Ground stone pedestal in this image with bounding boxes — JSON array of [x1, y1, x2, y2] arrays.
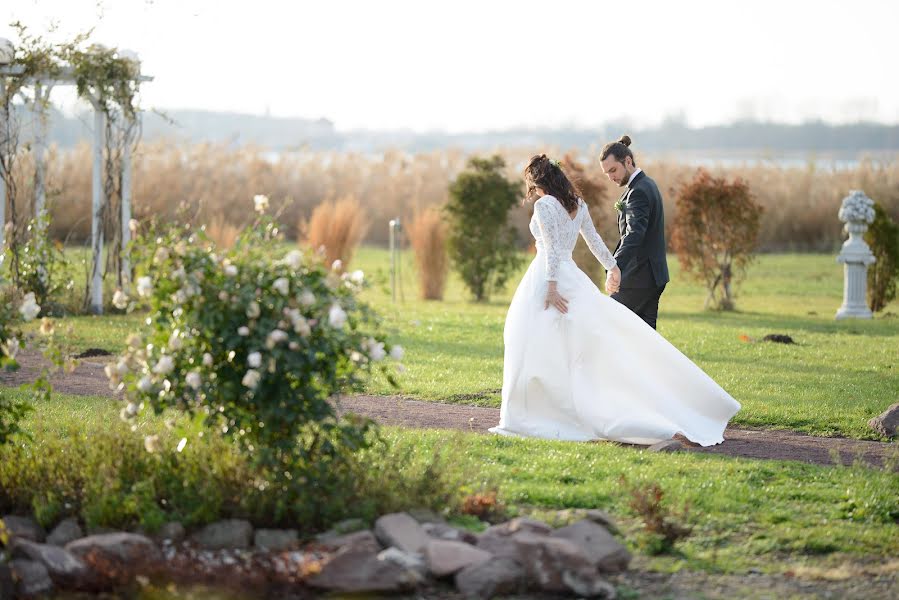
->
[[835, 192, 876, 320]]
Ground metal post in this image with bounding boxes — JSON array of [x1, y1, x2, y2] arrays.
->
[[389, 218, 397, 303], [90, 103, 105, 314]]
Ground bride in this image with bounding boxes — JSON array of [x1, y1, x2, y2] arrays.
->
[[489, 155, 740, 446]]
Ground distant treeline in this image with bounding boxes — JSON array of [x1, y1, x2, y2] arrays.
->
[[8, 104, 899, 154]]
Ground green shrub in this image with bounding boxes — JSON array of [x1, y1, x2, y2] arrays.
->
[[865, 203, 899, 313], [445, 155, 523, 301]]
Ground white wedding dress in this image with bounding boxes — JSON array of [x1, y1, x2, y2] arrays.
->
[[489, 195, 740, 446]]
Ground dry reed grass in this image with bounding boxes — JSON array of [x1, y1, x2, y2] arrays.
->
[[205, 215, 240, 249], [301, 196, 369, 268], [407, 208, 449, 300], [6, 141, 897, 254]]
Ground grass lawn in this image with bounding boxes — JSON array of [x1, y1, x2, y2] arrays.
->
[[29, 249, 899, 440], [2, 390, 896, 574]]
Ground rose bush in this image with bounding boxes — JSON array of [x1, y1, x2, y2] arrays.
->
[[108, 198, 403, 519]]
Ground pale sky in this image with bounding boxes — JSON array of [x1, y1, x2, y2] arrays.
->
[[2, 0, 897, 132]]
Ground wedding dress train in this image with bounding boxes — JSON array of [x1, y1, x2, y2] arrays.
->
[[489, 195, 740, 446]]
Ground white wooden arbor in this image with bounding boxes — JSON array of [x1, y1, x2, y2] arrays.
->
[[0, 42, 152, 313]]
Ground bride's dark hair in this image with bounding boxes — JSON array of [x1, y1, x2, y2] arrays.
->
[[524, 154, 581, 213]]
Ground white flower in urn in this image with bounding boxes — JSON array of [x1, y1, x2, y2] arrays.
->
[[838, 190, 876, 224], [253, 194, 270, 214], [19, 292, 41, 321]]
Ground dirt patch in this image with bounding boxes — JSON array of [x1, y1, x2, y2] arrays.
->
[[3, 350, 896, 469]]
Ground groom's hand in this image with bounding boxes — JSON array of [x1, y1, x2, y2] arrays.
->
[[545, 282, 569, 314], [605, 266, 621, 295]]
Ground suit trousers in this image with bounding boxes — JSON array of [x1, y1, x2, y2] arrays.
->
[[611, 285, 667, 330]]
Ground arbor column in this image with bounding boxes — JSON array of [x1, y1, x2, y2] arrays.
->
[[0, 78, 6, 252], [90, 102, 105, 314], [120, 114, 134, 289]]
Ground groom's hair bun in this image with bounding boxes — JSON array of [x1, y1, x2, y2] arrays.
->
[[600, 134, 636, 165]]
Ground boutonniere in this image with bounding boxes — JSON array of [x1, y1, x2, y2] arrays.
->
[[614, 199, 626, 213]]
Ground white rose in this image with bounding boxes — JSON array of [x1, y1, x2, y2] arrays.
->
[[120, 402, 139, 421], [253, 194, 270, 214], [265, 329, 288, 349], [390, 345, 405, 361], [116, 359, 129, 375], [137, 375, 153, 392], [168, 332, 183, 350], [248, 351, 262, 368], [224, 264, 238, 277], [128, 218, 139, 233], [288, 341, 299, 351], [112, 289, 129, 310], [19, 292, 41, 321], [154, 247, 170, 264], [331, 259, 343, 271], [246, 301, 261, 319], [350, 270, 364, 285], [368, 339, 386, 362], [153, 355, 174, 375], [273, 277, 290, 296], [185, 371, 202, 390], [282, 249, 303, 270], [203, 353, 214, 366], [144, 434, 161, 453], [238, 326, 250, 336], [137, 276, 153, 297], [328, 304, 347, 329], [3, 337, 20, 360], [299, 290, 316, 307], [242, 369, 261, 389]]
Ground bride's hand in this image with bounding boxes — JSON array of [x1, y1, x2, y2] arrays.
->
[[545, 282, 569, 314]]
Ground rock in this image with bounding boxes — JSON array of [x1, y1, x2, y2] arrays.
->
[[476, 517, 552, 560], [551, 519, 631, 573], [868, 402, 899, 437], [331, 518, 367, 534], [66, 532, 163, 575], [316, 529, 381, 553], [46, 518, 83, 547], [254, 528, 299, 551], [407, 508, 446, 524], [306, 545, 419, 593], [11, 539, 92, 588], [425, 539, 492, 577], [373, 512, 429, 554], [1, 515, 46, 544], [562, 569, 616, 598], [8, 559, 54, 598], [0, 561, 16, 599], [156, 522, 186, 543], [454, 557, 526, 599], [423, 522, 479, 545], [648, 440, 683, 453], [190, 519, 253, 550], [514, 532, 594, 592], [584, 509, 620, 533], [377, 547, 429, 581]]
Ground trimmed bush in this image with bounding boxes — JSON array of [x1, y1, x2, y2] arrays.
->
[[865, 203, 899, 313]]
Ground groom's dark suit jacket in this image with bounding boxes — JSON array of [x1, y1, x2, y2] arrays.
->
[[613, 171, 670, 289]]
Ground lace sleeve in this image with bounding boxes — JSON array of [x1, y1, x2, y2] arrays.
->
[[579, 204, 617, 271], [534, 198, 562, 281]]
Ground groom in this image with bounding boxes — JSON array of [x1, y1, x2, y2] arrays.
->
[[600, 135, 670, 329]]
